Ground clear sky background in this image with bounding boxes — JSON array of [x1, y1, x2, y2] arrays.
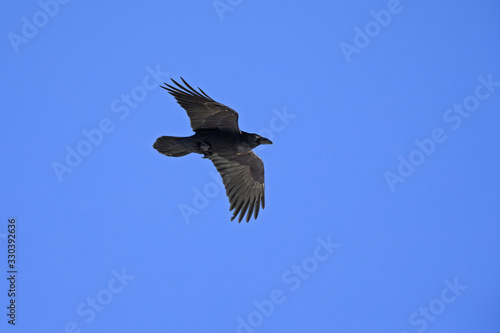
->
[[2, 0, 500, 332]]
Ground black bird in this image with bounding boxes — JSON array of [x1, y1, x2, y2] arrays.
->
[[153, 78, 273, 222]]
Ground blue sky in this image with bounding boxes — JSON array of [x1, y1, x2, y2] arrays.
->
[[2, 0, 500, 332]]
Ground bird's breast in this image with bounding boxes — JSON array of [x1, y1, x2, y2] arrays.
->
[[193, 130, 248, 155]]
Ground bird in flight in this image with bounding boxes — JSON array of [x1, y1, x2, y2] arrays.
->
[[153, 78, 273, 222]]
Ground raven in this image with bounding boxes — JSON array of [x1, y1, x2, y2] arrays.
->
[[153, 78, 273, 222]]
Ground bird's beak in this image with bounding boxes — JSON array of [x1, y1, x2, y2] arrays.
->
[[258, 137, 273, 145]]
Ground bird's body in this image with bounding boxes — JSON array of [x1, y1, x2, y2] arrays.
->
[[153, 78, 272, 222], [154, 130, 261, 157]]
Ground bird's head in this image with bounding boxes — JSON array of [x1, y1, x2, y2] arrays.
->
[[244, 133, 273, 148]]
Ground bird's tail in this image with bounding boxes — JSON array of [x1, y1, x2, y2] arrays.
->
[[153, 136, 192, 157]]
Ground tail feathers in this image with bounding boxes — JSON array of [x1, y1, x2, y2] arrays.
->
[[153, 136, 191, 157]]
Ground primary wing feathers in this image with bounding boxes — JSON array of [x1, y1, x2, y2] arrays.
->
[[209, 152, 265, 222], [161, 78, 240, 133]]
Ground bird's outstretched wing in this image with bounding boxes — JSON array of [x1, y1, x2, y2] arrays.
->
[[161, 78, 240, 133], [209, 151, 266, 222]]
